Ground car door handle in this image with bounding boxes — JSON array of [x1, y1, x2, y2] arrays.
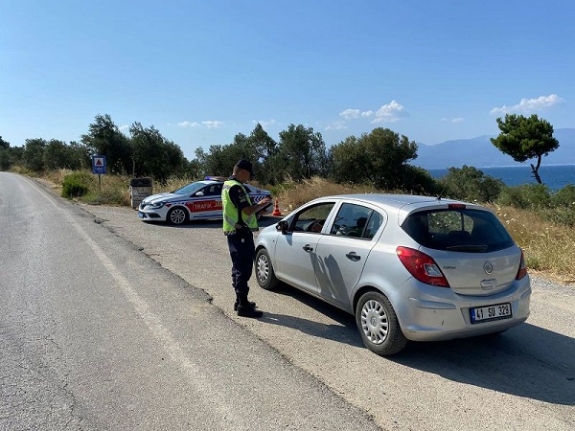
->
[[346, 252, 361, 261], [303, 244, 314, 252]]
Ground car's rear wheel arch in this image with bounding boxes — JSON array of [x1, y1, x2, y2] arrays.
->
[[354, 287, 408, 356], [353, 285, 381, 313]]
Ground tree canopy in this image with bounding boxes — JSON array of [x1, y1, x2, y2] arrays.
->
[[130, 122, 188, 183], [3, 115, 445, 195], [81, 114, 132, 175], [490, 114, 559, 184], [329, 128, 430, 192]]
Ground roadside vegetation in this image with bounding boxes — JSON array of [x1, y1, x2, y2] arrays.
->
[[19, 167, 575, 284], [2, 113, 574, 282]]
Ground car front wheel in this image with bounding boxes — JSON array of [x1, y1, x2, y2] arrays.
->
[[255, 248, 279, 290], [167, 207, 188, 225], [355, 291, 408, 356]]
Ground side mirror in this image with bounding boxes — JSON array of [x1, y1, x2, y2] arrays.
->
[[194, 191, 204, 197], [276, 220, 289, 233]]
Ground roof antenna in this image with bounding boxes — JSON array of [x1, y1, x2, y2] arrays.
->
[[437, 187, 446, 201]]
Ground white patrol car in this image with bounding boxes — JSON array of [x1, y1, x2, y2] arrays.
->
[[138, 176, 273, 225]]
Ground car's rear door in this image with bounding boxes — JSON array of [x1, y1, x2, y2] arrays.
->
[[314, 203, 385, 310]]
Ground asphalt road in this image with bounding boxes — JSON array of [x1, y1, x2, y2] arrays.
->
[[0, 172, 381, 431], [3, 172, 575, 430]]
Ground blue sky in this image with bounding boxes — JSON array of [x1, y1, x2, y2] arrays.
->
[[1, 0, 573, 160]]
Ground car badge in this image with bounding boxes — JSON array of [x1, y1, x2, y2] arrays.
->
[[483, 261, 494, 274]]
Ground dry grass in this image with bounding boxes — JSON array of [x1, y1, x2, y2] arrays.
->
[[37, 172, 575, 283], [488, 204, 575, 284], [275, 178, 575, 283], [274, 177, 380, 211], [154, 177, 191, 193]]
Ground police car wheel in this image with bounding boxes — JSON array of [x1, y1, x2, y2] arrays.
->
[[167, 207, 188, 225], [255, 248, 279, 290]]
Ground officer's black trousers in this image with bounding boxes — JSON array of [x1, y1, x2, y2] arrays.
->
[[226, 230, 255, 295]]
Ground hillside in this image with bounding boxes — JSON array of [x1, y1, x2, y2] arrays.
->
[[412, 128, 575, 169]]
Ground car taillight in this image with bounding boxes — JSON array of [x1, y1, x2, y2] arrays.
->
[[516, 249, 528, 280], [396, 246, 450, 287]]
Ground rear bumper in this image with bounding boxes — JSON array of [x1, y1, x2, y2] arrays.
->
[[397, 277, 531, 342]]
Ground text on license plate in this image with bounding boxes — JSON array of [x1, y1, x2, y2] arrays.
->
[[470, 303, 512, 323]]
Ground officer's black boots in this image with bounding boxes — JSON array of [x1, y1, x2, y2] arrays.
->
[[233, 299, 256, 311], [236, 293, 263, 318]]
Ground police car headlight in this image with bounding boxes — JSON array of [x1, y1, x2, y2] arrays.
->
[[148, 202, 166, 209]]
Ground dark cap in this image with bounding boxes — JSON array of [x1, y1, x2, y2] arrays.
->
[[235, 159, 253, 175]]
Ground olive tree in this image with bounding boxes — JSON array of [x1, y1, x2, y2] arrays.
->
[[129, 122, 187, 183], [438, 165, 504, 203], [277, 124, 329, 182], [330, 128, 422, 191], [81, 114, 132, 174]]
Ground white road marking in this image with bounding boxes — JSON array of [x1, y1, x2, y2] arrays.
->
[[28, 178, 246, 430]]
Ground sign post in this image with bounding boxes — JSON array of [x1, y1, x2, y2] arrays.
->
[[91, 155, 107, 190]]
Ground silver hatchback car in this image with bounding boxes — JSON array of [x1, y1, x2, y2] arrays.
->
[[254, 194, 531, 356]]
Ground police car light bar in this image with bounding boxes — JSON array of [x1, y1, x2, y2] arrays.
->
[[204, 176, 228, 181]]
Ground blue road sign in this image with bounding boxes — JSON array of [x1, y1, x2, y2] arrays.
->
[[92, 155, 106, 175]]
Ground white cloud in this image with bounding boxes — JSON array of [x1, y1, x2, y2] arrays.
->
[[490, 94, 564, 115], [253, 119, 277, 128], [339, 108, 361, 119], [202, 120, 224, 129], [119, 124, 130, 132], [177, 121, 200, 128], [325, 121, 347, 131], [339, 108, 374, 120], [441, 117, 464, 123], [176, 120, 224, 129], [371, 100, 407, 124]]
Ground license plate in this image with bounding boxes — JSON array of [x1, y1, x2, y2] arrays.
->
[[470, 303, 512, 323]]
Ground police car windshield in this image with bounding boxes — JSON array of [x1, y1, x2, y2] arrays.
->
[[173, 182, 208, 195]]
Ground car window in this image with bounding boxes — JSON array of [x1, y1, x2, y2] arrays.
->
[[330, 203, 380, 239], [174, 182, 206, 195], [364, 211, 384, 239], [402, 209, 515, 252], [292, 202, 335, 233], [201, 184, 222, 196]]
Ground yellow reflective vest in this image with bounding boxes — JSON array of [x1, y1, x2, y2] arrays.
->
[[222, 179, 259, 235]]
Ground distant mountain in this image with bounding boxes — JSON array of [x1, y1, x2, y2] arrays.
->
[[411, 128, 575, 169]]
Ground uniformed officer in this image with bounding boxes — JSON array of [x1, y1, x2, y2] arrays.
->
[[222, 159, 271, 318]]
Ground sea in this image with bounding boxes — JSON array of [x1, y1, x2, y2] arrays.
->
[[428, 164, 575, 192]]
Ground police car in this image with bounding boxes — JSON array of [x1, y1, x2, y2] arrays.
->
[[138, 176, 273, 225]]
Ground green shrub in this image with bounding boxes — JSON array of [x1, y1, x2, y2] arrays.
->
[[62, 172, 93, 198], [537, 207, 575, 227], [438, 165, 504, 203], [401, 165, 440, 195], [497, 184, 551, 209], [82, 187, 130, 206], [551, 184, 575, 207]]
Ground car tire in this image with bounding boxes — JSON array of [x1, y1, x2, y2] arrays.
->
[[355, 291, 408, 356], [255, 248, 279, 290], [167, 207, 188, 225]]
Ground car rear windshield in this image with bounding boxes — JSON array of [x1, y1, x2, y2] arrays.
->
[[401, 209, 515, 252]]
